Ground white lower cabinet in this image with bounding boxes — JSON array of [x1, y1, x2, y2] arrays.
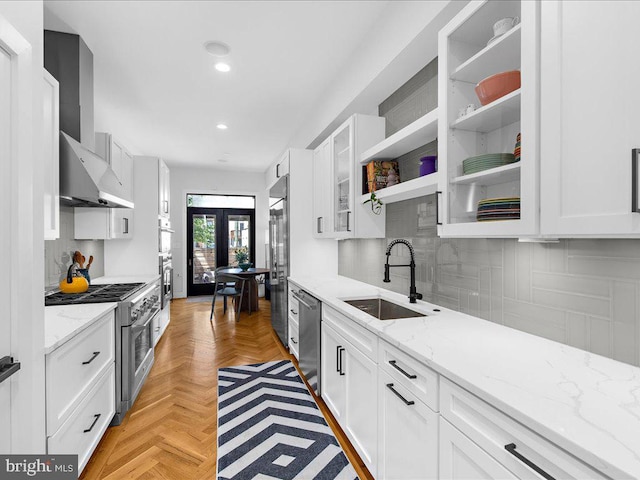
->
[[154, 304, 171, 346], [321, 318, 377, 476], [288, 317, 299, 359], [378, 370, 438, 479], [46, 311, 116, 474], [440, 377, 607, 480], [440, 416, 517, 480], [342, 337, 378, 473], [48, 366, 115, 473], [321, 321, 347, 423]]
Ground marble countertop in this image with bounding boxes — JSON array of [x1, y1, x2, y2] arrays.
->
[[92, 274, 160, 285], [44, 303, 117, 354], [289, 275, 640, 480]]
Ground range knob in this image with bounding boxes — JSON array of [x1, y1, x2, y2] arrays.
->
[[131, 310, 139, 321]]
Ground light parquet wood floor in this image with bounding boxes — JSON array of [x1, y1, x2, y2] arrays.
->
[[81, 298, 374, 480]]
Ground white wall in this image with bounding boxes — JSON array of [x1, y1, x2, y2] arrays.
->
[[170, 167, 268, 298], [288, 0, 464, 150], [0, 0, 46, 453]]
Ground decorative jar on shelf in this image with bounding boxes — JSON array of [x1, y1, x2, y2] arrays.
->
[[419, 156, 437, 176]]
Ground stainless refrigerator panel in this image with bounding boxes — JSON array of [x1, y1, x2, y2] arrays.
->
[[297, 290, 321, 395], [269, 176, 289, 346]]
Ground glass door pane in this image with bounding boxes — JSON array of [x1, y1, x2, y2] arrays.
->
[[333, 121, 352, 233], [192, 214, 217, 285], [228, 214, 251, 266]]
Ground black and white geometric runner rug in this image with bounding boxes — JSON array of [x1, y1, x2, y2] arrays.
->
[[217, 360, 359, 480]]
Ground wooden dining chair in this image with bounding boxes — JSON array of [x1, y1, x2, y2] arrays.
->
[[210, 271, 247, 322]]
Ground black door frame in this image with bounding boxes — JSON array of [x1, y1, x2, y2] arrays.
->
[[187, 206, 256, 296]]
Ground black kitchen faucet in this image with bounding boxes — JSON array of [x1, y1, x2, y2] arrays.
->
[[383, 239, 423, 303]]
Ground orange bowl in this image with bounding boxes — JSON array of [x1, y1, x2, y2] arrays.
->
[[475, 70, 521, 106]]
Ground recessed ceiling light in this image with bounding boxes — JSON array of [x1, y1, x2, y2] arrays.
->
[[214, 62, 231, 73], [204, 41, 230, 57], [216, 123, 228, 130]]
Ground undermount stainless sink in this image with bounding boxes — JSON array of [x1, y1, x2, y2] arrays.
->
[[344, 298, 427, 320]]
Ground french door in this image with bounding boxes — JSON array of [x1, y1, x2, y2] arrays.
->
[[186, 207, 255, 296]]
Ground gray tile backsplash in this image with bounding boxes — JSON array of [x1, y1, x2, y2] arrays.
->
[[44, 206, 104, 289], [339, 195, 640, 367]]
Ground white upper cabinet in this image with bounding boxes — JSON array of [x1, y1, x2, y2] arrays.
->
[[312, 138, 333, 238], [438, 0, 540, 238], [95, 133, 134, 202], [74, 208, 134, 240], [158, 158, 170, 218], [265, 151, 290, 191], [540, 0, 640, 237], [43, 69, 60, 240], [314, 114, 385, 239]]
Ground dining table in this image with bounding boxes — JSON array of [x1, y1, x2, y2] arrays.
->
[[215, 267, 270, 312]]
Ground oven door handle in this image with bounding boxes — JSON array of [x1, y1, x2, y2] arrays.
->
[[131, 312, 156, 335]]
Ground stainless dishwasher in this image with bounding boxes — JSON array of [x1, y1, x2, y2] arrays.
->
[[294, 289, 321, 395]]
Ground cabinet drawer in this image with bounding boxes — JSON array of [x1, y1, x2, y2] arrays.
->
[[46, 311, 114, 434], [48, 365, 115, 474], [288, 319, 299, 360], [440, 378, 608, 479], [288, 295, 299, 323], [379, 339, 438, 412], [322, 304, 377, 362], [378, 370, 438, 480]]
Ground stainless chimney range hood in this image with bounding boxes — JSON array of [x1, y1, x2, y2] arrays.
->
[[45, 30, 133, 209], [59, 132, 134, 209]]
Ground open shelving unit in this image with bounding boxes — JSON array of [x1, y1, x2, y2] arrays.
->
[[360, 108, 438, 164], [360, 172, 441, 205], [450, 24, 521, 83], [450, 90, 520, 133], [450, 162, 520, 185], [359, 108, 439, 205]]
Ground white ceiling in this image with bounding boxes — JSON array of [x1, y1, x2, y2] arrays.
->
[[43, 1, 390, 172]]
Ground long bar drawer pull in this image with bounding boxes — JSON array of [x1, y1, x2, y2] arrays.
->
[[83, 414, 101, 433], [389, 360, 417, 379], [386, 383, 414, 406], [82, 352, 100, 365], [338, 347, 345, 376], [504, 443, 556, 480]]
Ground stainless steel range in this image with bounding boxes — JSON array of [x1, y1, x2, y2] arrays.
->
[[45, 280, 161, 425]]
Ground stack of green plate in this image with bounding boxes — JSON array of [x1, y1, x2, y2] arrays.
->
[[462, 153, 516, 175]]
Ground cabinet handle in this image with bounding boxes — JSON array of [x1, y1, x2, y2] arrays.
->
[[0, 356, 20, 384], [276, 164, 280, 178], [163, 200, 169, 214], [386, 383, 414, 406], [290, 337, 298, 345], [317, 217, 322, 234], [436, 191, 443, 226], [290, 309, 297, 315], [82, 351, 100, 365], [123, 217, 129, 234], [83, 413, 101, 433], [504, 443, 556, 480], [388, 360, 417, 379], [346, 211, 351, 232], [336, 345, 342, 373], [632, 149, 640, 212], [338, 347, 345, 376]]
